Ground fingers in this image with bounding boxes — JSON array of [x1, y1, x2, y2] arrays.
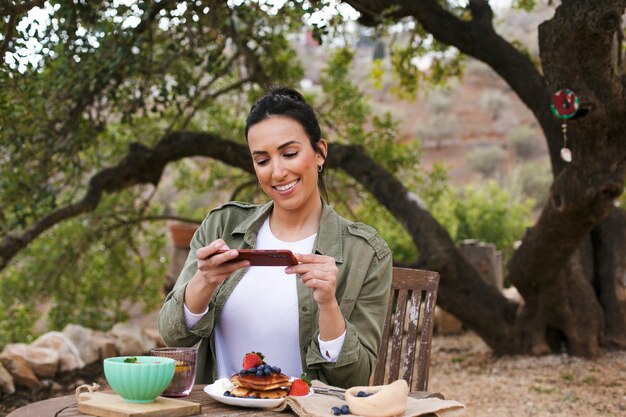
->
[[195, 240, 249, 284], [299, 270, 333, 288], [287, 255, 338, 305], [286, 254, 337, 279], [294, 253, 323, 264], [195, 239, 230, 261], [299, 271, 337, 306]]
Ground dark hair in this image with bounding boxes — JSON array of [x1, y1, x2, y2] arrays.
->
[[245, 87, 328, 201]]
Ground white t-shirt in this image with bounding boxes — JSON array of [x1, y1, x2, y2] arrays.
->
[[184, 217, 346, 378]]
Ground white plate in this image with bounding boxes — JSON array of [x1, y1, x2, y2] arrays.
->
[[204, 378, 314, 409]]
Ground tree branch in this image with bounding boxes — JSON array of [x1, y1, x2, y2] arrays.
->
[[0, 131, 251, 270], [0, 0, 45, 16], [226, 11, 270, 87], [0, 10, 17, 66], [177, 71, 249, 130], [104, 215, 202, 233], [0, 130, 520, 351], [345, 0, 559, 169], [54, 0, 180, 142]]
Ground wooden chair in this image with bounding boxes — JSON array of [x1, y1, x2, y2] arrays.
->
[[372, 267, 440, 392]]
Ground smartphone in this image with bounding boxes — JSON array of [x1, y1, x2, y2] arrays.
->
[[215, 249, 298, 266]]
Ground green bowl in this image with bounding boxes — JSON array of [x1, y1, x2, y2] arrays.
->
[[103, 356, 176, 403]]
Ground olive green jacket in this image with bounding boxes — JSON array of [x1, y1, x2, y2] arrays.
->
[[157, 201, 392, 388]]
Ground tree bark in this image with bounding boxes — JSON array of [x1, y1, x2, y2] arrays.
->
[[592, 208, 626, 348]]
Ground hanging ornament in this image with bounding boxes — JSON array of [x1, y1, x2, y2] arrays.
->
[[559, 122, 572, 162], [551, 89, 579, 119], [551, 89, 579, 163]]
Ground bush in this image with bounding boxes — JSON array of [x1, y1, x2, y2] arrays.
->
[[466, 144, 508, 177], [508, 124, 542, 160], [425, 89, 453, 113], [507, 159, 552, 208], [418, 113, 458, 143], [451, 181, 535, 260], [480, 89, 509, 120]]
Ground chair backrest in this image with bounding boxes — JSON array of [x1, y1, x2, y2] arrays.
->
[[372, 267, 440, 392]]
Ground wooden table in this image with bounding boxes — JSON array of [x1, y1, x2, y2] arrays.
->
[[7, 385, 439, 417]]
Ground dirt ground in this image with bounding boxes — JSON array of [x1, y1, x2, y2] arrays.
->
[[1, 330, 624, 417], [429, 331, 626, 417]]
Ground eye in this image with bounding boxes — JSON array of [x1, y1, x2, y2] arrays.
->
[[255, 158, 270, 166], [283, 151, 298, 159]]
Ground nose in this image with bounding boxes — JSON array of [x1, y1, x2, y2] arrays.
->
[[271, 159, 287, 181]]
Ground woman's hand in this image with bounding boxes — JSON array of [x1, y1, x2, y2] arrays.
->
[[184, 239, 249, 313], [286, 253, 339, 307], [195, 239, 249, 286], [286, 253, 345, 341]]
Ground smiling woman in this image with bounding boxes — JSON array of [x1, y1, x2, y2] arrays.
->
[[157, 87, 393, 390], [248, 116, 326, 233]]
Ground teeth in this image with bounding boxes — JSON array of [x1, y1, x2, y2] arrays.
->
[[275, 180, 298, 191]]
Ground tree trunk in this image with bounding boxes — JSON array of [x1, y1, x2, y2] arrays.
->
[[593, 208, 626, 348]]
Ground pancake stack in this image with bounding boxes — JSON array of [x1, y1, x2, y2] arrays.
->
[[229, 367, 291, 399]]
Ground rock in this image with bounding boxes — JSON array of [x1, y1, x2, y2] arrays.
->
[[63, 324, 100, 365], [145, 328, 165, 348], [32, 332, 85, 372], [0, 361, 15, 395], [1, 343, 59, 378], [435, 307, 464, 335], [110, 322, 156, 356], [0, 354, 42, 390], [92, 331, 118, 359]]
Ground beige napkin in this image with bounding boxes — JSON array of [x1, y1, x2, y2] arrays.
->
[[273, 381, 466, 417]]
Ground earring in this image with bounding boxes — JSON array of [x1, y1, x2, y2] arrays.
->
[[318, 165, 323, 173]]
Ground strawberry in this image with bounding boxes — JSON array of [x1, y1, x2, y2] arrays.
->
[[288, 373, 311, 396], [242, 351, 264, 370]]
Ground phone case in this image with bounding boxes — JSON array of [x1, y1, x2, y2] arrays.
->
[[216, 249, 298, 266]]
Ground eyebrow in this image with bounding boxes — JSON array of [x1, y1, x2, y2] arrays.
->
[[251, 140, 300, 155]]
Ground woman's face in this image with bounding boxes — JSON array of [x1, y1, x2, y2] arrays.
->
[[247, 116, 326, 212]]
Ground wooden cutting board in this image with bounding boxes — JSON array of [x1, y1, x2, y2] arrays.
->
[[77, 392, 200, 417]]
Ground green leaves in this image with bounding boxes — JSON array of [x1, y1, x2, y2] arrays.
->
[[0, 0, 313, 348], [437, 180, 535, 260], [513, 0, 538, 12]]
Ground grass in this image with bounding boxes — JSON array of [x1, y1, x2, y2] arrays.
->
[[529, 385, 556, 394]]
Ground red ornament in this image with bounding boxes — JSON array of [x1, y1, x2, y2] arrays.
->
[[551, 89, 579, 119]]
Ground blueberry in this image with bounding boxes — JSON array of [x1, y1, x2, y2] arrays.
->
[[223, 391, 231, 397], [264, 367, 271, 376], [271, 365, 279, 373], [256, 370, 263, 377], [357, 390, 368, 397], [331, 406, 341, 416], [341, 405, 349, 414], [249, 367, 257, 373], [239, 369, 246, 375]]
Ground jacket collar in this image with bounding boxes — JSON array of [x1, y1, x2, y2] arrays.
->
[[231, 200, 344, 264]]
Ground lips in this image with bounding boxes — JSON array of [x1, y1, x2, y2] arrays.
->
[[273, 179, 299, 192]]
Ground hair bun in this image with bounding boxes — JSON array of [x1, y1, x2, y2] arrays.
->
[[268, 86, 305, 103]]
